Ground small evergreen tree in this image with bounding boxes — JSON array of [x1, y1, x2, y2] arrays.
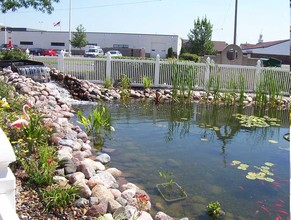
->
[[167, 47, 174, 58], [188, 16, 215, 56], [70, 25, 89, 50]]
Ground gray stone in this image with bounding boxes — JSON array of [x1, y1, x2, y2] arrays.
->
[[68, 172, 85, 184], [86, 200, 108, 217], [75, 180, 92, 199], [155, 212, 174, 220], [96, 153, 111, 164], [60, 157, 77, 175], [89, 197, 99, 206], [88, 171, 117, 189], [75, 198, 89, 208], [107, 198, 122, 213], [106, 168, 122, 177], [116, 196, 128, 206], [77, 163, 96, 179]]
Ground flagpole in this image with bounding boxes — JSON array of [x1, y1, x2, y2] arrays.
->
[[68, 0, 72, 56], [233, 0, 238, 45]]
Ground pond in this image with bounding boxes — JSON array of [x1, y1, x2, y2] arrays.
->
[[71, 101, 290, 219]]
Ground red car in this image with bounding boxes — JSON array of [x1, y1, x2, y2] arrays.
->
[[41, 49, 57, 56]]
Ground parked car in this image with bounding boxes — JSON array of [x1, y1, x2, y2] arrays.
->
[[29, 48, 44, 56], [41, 49, 57, 56], [106, 50, 122, 57], [0, 43, 18, 51], [55, 49, 70, 56], [84, 48, 104, 58]]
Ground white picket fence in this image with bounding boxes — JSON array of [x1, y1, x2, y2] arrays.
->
[[31, 54, 290, 95]]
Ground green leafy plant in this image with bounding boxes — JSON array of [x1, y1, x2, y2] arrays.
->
[[119, 74, 131, 100], [21, 143, 58, 186], [41, 184, 80, 211], [104, 77, 112, 89], [158, 169, 174, 189], [238, 73, 246, 105], [77, 104, 115, 148], [206, 201, 224, 219], [142, 76, 152, 89]]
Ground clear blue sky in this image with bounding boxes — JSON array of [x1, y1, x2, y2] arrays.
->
[[3, 0, 290, 45]]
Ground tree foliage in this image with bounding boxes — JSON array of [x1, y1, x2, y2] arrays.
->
[[188, 16, 215, 56], [70, 25, 89, 50], [0, 0, 60, 13]]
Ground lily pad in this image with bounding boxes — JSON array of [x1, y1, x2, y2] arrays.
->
[[231, 160, 241, 165], [265, 162, 274, 167], [246, 175, 256, 180], [264, 177, 275, 182]]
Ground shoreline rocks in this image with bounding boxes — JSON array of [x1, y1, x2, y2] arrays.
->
[[0, 68, 184, 219], [50, 68, 290, 109]]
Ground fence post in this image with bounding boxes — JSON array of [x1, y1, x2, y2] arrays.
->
[[154, 54, 160, 86], [204, 57, 211, 90], [57, 51, 65, 72], [254, 59, 261, 92], [105, 53, 112, 80], [0, 128, 19, 220]]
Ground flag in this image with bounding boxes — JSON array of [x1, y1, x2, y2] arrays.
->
[[53, 21, 61, 27]]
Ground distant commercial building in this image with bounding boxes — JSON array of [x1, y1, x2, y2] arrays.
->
[[240, 36, 290, 64], [0, 27, 182, 58]]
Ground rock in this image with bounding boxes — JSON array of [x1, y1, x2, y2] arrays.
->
[[86, 200, 108, 217], [134, 211, 153, 220], [106, 167, 122, 177], [116, 196, 128, 206], [53, 176, 68, 187], [75, 180, 92, 199], [89, 197, 99, 206], [110, 188, 122, 199], [88, 171, 117, 189], [113, 207, 131, 220], [103, 213, 114, 220], [68, 172, 85, 184], [121, 182, 137, 192], [96, 153, 111, 164], [82, 158, 106, 171], [75, 198, 89, 208], [121, 189, 136, 201], [59, 157, 77, 175], [91, 184, 114, 201], [155, 212, 174, 220], [107, 198, 122, 213], [77, 163, 96, 179]]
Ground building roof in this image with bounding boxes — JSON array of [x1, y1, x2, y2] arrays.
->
[[240, 39, 289, 50], [182, 39, 228, 52]]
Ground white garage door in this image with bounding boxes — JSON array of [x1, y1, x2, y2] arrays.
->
[[150, 42, 167, 58]]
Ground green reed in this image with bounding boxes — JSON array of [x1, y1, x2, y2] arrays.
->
[[238, 73, 246, 105]]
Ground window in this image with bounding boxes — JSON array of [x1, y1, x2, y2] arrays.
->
[[51, 42, 65, 46], [113, 44, 129, 48], [20, 41, 33, 45]]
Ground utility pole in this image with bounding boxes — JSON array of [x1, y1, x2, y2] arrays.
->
[[68, 0, 72, 56], [233, 0, 238, 45]]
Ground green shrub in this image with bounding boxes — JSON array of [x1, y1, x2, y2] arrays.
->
[[0, 48, 28, 60], [179, 53, 201, 62], [167, 47, 174, 58], [21, 143, 58, 186], [142, 76, 152, 89], [104, 77, 112, 89], [41, 184, 80, 211]]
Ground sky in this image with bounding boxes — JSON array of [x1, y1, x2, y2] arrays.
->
[[2, 0, 290, 45]]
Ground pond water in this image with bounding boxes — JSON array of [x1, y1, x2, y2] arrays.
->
[[71, 101, 290, 220]]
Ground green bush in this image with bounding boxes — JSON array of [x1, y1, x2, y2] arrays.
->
[[0, 48, 28, 60], [179, 53, 201, 62]]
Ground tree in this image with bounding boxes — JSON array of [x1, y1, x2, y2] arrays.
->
[[0, 0, 60, 13], [70, 25, 89, 50], [188, 16, 215, 56]]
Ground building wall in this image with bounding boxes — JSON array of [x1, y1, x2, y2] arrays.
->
[[0, 30, 181, 58], [242, 41, 290, 56]]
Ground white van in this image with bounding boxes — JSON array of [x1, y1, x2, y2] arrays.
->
[[84, 45, 104, 57]]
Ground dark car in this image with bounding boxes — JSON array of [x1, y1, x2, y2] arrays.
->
[[41, 49, 57, 56], [29, 48, 44, 56]]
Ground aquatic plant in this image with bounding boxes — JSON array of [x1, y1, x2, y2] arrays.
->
[[238, 73, 246, 105], [119, 74, 131, 100], [232, 113, 280, 128], [206, 201, 224, 219], [77, 104, 115, 148], [142, 76, 152, 89]]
